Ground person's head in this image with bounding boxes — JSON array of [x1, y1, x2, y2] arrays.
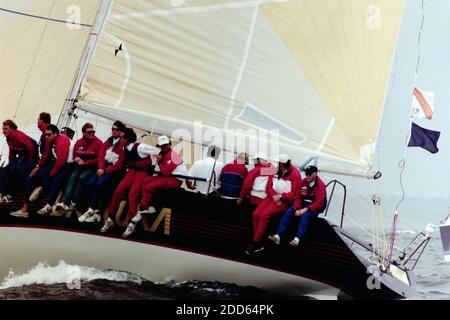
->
[[37, 112, 51, 130], [81, 122, 96, 140], [2, 119, 17, 138], [111, 120, 125, 138], [304, 165, 318, 182], [122, 127, 137, 146], [207, 145, 221, 160], [236, 152, 249, 165], [45, 124, 60, 142], [156, 135, 171, 153], [2, 119, 17, 137], [252, 152, 268, 165], [277, 154, 291, 172], [61, 127, 75, 140]]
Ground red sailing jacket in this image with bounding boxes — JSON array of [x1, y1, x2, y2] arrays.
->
[[6, 130, 38, 162], [158, 149, 182, 177], [293, 176, 327, 212], [39, 134, 71, 177], [73, 135, 103, 167], [98, 137, 125, 174], [220, 160, 248, 180], [240, 163, 277, 199], [266, 164, 302, 202]]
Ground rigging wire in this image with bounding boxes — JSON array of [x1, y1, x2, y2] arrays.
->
[[394, 0, 425, 212], [386, 0, 426, 267], [0, 7, 92, 28]]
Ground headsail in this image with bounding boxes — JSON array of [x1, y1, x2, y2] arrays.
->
[[73, 0, 405, 177]]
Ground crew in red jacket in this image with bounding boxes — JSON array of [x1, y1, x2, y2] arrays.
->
[[100, 127, 159, 236], [269, 165, 327, 247], [218, 152, 248, 199], [237, 153, 276, 206], [245, 154, 301, 255], [121, 135, 188, 237], [55, 122, 103, 214], [0, 119, 38, 204], [10, 124, 71, 218], [79, 121, 126, 223], [37, 112, 51, 156]]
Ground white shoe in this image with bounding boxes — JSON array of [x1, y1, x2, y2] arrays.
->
[[137, 205, 156, 216], [79, 208, 94, 222], [69, 201, 76, 211], [37, 204, 52, 215], [0, 195, 12, 204], [290, 237, 300, 247], [85, 213, 101, 223], [55, 202, 69, 211], [122, 222, 136, 237], [100, 218, 114, 233], [268, 234, 281, 245], [29, 186, 43, 202], [131, 213, 143, 223], [10, 210, 29, 218]]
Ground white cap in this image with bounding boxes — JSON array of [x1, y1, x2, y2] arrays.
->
[[276, 154, 290, 163], [157, 135, 170, 146], [252, 152, 268, 161]]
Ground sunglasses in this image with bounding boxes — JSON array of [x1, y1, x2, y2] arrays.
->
[[111, 127, 119, 131], [86, 130, 96, 134]]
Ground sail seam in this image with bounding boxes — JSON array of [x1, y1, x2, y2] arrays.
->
[[224, 5, 259, 129]]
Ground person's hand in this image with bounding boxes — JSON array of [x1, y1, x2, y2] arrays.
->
[[236, 198, 243, 206], [275, 201, 282, 206], [29, 167, 39, 177], [272, 195, 281, 202], [75, 158, 85, 166], [295, 208, 308, 217], [97, 168, 105, 177]]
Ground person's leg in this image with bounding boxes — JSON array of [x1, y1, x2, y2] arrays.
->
[[49, 166, 71, 206], [295, 210, 318, 240], [127, 171, 148, 220], [140, 177, 181, 209], [275, 206, 296, 237], [73, 168, 96, 205], [61, 166, 82, 205], [139, 176, 157, 209], [98, 171, 124, 211], [12, 162, 36, 195], [253, 201, 288, 242], [107, 171, 134, 218], [89, 173, 108, 210], [251, 198, 271, 239], [0, 162, 14, 196]]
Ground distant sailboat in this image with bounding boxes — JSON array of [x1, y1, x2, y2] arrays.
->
[[0, 0, 436, 299]]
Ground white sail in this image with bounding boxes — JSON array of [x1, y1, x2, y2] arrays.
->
[[74, 0, 405, 177], [0, 0, 100, 144]]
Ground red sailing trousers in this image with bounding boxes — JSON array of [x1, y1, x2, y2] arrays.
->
[[252, 197, 289, 242], [140, 176, 182, 209], [108, 170, 148, 220]]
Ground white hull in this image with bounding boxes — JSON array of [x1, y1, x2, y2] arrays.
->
[[0, 226, 338, 299]]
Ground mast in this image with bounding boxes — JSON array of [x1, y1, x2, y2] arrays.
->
[[56, 0, 112, 129]]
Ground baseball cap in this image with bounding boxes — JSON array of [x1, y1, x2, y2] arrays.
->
[[304, 165, 318, 176], [157, 135, 170, 146]]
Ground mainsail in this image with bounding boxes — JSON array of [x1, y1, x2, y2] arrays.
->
[[1, 0, 406, 179], [0, 0, 100, 135]]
